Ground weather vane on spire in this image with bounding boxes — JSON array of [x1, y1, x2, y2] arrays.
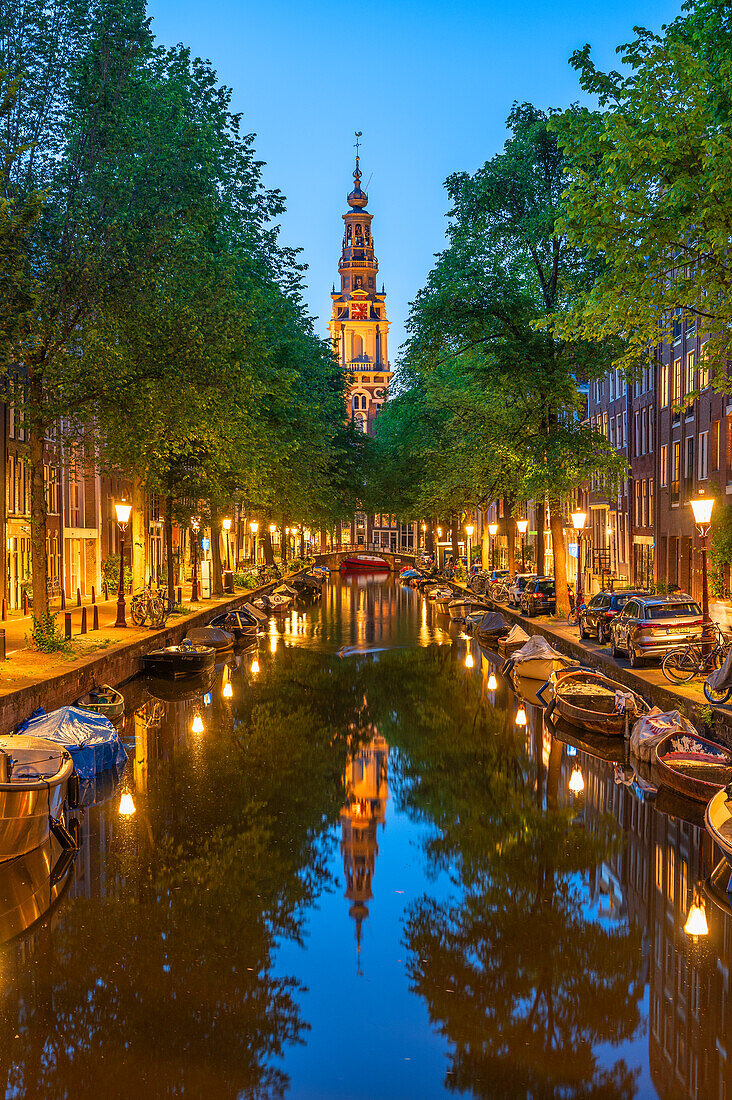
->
[[354, 130, 362, 157]]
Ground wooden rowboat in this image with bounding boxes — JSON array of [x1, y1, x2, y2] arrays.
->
[[654, 730, 732, 803], [550, 668, 649, 736], [705, 789, 732, 865], [76, 684, 125, 721]]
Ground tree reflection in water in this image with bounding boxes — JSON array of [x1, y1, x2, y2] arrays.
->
[[373, 647, 645, 1098], [0, 647, 377, 1099]]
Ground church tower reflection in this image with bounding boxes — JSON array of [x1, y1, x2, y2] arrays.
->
[[340, 723, 389, 964]]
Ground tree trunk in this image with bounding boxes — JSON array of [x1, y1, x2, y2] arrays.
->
[[504, 497, 516, 575], [132, 474, 146, 592], [210, 499, 224, 596], [481, 506, 491, 572], [28, 415, 49, 620], [536, 500, 546, 576], [263, 528, 275, 566], [280, 513, 288, 563], [299, 528, 305, 559], [549, 495, 570, 617], [164, 492, 174, 605], [450, 515, 459, 563]]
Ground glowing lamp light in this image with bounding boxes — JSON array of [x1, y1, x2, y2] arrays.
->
[[222, 517, 231, 532], [304, 528, 311, 540], [571, 511, 587, 531], [119, 792, 136, 816], [250, 521, 259, 534], [269, 523, 276, 533], [191, 713, 204, 734], [515, 706, 527, 727], [465, 653, 474, 669], [421, 523, 427, 532], [465, 523, 474, 538], [115, 501, 132, 525], [690, 495, 714, 527], [488, 523, 498, 536], [251, 657, 260, 675], [487, 673, 498, 691], [569, 765, 585, 794], [437, 527, 442, 538], [516, 519, 528, 535], [222, 682, 233, 700], [191, 517, 200, 532], [684, 890, 709, 938]]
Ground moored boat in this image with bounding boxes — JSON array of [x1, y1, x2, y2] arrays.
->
[[0, 736, 76, 861], [653, 730, 732, 802], [0, 836, 77, 945], [472, 611, 511, 643], [209, 611, 260, 640], [17, 705, 127, 777], [497, 624, 530, 658], [339, 554, 390, 573], [448, 597, 490, 622], [76, 684, 125, 721], [705, 789, 732, 865], [185, 626, 235, 652], [549, 668, 648, 735], [508, 636, 579, 682], [142, 643, 215, 678]]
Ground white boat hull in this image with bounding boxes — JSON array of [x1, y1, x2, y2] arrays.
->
[[0, 737, 73, 862]]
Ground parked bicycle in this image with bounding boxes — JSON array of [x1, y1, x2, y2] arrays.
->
[[469, 569, 488, 595], [489, 580, 510, 603], [257, 564, 283, 585], [565, 593, 583, 626], [131, 586, 173, 628], [663, 623, 731, 685]]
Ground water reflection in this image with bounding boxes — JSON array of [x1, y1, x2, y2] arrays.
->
[[0, 579, 730, 1096]]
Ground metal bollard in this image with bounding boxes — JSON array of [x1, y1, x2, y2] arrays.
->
[[177, 586, 182, 605], [92, 605, 99, 631], [0, 629, 6, 660], [22, 591, 28, 615], [80, 606, 87, 635], [103, 582, 109, 601], [1, 598, 6, 621], [61, 589, 66, 610], [91, 586, 95, 604], [64, 613, 72, 640], [76, 588, 81, 607]]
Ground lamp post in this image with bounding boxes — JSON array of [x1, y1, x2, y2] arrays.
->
[[465, 523, 474, 575], [421, 522, 427, 550], [250, 520, 259, 564], [690, 493, 715, 656], [571, 510, 587, 609], [516, 518, 528, 573], [191, 518, 200, 602], [488, 523, 498, 570], [114, 501, 132, 627], [222, 518, 232, 571]]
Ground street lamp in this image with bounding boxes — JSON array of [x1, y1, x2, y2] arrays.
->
[[421, 522, 427, 550], [488, 523, 498, 570], [222, 517, 232, 571], [191, 517, 200, 602], [516, 518, 528, 573], [465, 523, 474, 574], [571, 510, 587, 609], [690, 493, 715, 656], [250, 520, 259, 564], [114, 501, 132, 627]]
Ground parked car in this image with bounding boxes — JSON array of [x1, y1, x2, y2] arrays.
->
[[609, 595, 704, 667], [579, 590, 649, 643], [508, 573, 538, 608], [488, 569, 510, 585], [520, 577, 556, 617]]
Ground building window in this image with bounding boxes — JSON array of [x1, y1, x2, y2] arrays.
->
[[634, 480, 641, 526], [699, 345, 710, 389], [712, 421, 720, 471], [685, 350, 695, 402], [672, 441, 680, 501], [684, 436, 694, 492], [649, 478, 654, 528], [673, 357, 682, 420], [698, 430, 709, 481], [660, 362, 669, 407], [634, 411, 640, 457], [661, 444, 668, 487], [641, 408, 648, 454]]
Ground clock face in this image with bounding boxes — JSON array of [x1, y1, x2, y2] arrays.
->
[[351, 304, 368, 320]]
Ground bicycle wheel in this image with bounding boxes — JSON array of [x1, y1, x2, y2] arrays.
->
[[704, 679, 732, 705], [566, 611, 577, 626], [131, 598, 147, 626], [662, 645, 701, 684], [150, 596, 167, 628]]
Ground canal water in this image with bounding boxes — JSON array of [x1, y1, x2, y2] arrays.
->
[[0, 574, 727, 1098]]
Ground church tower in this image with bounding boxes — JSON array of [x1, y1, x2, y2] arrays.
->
[[329, 138, 392, 437]]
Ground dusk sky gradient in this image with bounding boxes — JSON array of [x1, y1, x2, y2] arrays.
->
[[146, 0, 683, 363]]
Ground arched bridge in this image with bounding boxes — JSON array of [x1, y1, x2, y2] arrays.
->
[[315, 548, 418, 572]]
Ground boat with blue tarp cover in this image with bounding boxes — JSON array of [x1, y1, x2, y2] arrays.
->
[[15, 706, 128, 779]]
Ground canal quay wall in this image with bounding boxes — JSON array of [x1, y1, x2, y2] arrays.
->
[[0, 578, 288, 730], [469, 586, 732, 746]]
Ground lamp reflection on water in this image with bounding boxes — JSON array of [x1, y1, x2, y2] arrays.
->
[[465, 652, 474, 669], [191, 713, 204, 734], [251, 657, 260, 675], [222, 682, 233, 700], [515, 706, 527, 726], [684, 888, 709, 939], [119, 792, 136, 816], [569, 765, 585, 794], [487, 673, 497, 691]]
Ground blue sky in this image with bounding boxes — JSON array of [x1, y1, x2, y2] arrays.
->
[[146, 0, 682, 362]]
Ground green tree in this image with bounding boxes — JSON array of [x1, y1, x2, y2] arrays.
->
[[552, 0, 732, 376]]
